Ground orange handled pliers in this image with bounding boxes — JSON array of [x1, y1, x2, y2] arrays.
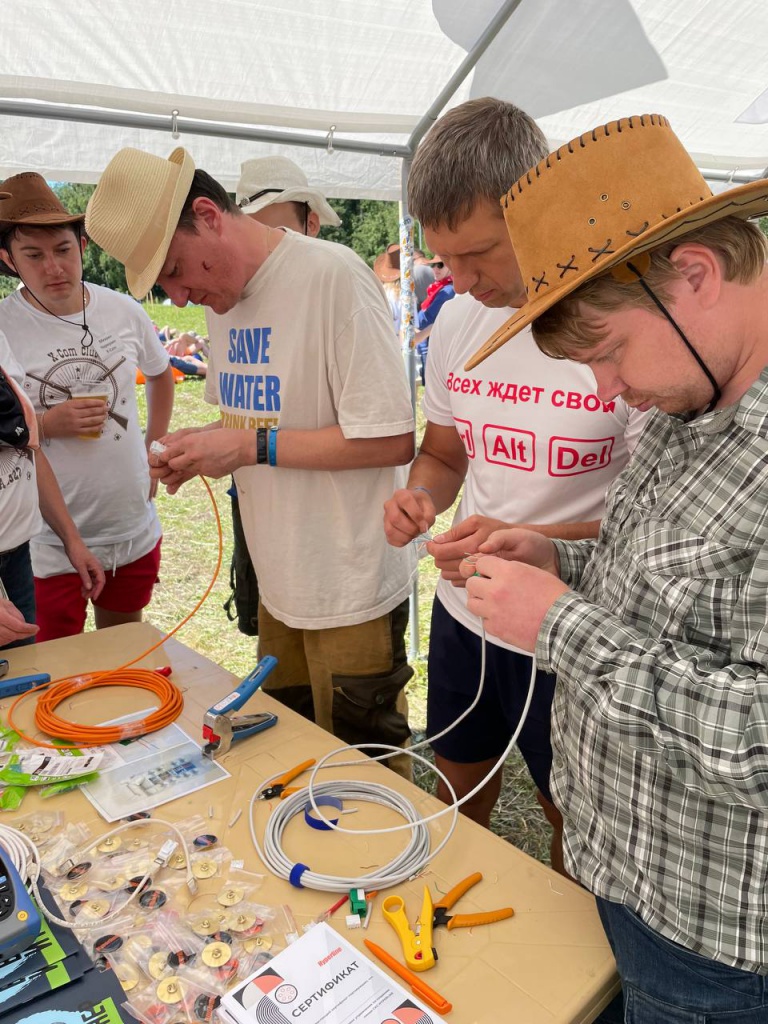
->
[[257, 758, 316, 800], [432, 872, 514, 931]]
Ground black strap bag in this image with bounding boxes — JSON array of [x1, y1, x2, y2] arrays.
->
[[0, 369, 30, 449]]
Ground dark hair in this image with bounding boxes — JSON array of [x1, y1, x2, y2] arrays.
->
[[0, 221, 83, 276], [177, 169, 240, 231]]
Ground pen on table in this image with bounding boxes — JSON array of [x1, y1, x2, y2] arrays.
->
[[363, 939, 452, 1016]]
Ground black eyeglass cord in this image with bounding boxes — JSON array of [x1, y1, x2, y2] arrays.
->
[[12, 234, 94, 354], [627, 261, 721, 414]]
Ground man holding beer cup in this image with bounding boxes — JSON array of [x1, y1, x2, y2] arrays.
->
[[0, 173, 175, 641]]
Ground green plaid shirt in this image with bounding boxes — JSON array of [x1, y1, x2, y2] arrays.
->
[[538, 365, 768, 974]]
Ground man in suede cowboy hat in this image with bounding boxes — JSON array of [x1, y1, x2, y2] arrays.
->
[[85, 148, 417, 777], [0, 172, 174, 643], [458, 115, 768, 1018]]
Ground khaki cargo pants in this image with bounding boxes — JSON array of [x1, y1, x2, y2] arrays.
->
[[257, 598, 413, 780]]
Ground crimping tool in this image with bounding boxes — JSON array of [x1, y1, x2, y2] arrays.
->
[[202, 657, 278, 758], [382, 872, 514, 972]]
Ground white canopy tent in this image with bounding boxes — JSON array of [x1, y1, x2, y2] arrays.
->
[[1, 0, 765, 652], [0, 0, 766, 195]]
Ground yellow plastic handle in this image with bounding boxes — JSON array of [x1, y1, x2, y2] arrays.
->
[[381, 894, 436, 972]]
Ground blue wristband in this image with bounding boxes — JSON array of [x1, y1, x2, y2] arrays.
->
[[268, 427, 279, 467]]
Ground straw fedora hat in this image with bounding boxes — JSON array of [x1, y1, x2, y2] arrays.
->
[[85, 147, 195, 299], [374, 242, 401, 283], [0, 172, 85, 276], [466, 114, 768, 370], [236, 156, 341, 226]]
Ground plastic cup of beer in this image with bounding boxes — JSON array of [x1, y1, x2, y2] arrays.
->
[[71, 382, 109, 440]]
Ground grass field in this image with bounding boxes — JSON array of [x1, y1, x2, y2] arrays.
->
[[134, 302, 551, 863]]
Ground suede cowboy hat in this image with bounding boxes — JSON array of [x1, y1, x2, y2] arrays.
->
[[236, 156, 341, 226], [0, 172, 85, 277], [374, 242, 401, 283], [466, 113, 768, 370], [85, 146, 196, 299]]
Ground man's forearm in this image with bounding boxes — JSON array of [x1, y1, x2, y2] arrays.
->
[[406, 450, 465, 515], [144, 368, 175, 445], [528, 519, 601, 541], [269, 425, 414, 471]]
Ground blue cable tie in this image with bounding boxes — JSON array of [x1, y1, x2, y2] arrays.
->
[[304, 795, 343, 831], [289, 862, 311, 888]]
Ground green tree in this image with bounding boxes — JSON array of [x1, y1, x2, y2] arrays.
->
[[320, 199, 409, 267], [53, 182, 128, 292]]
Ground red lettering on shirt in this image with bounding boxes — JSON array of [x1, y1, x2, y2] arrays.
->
[[483, 424, 535, 471], [454, 417, 475, 459], [549, 436, 614, 476]]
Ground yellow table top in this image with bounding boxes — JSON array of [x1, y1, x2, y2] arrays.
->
[[1, 622, 618, 1023]]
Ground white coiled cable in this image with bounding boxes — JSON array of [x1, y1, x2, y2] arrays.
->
[[250, 629, 539, 892]]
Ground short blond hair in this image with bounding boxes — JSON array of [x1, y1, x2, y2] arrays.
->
[[532, 217, 768, 357]]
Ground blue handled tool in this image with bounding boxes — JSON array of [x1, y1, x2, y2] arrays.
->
[[202, 657, 278, 758], [0, 673, 50, 700]]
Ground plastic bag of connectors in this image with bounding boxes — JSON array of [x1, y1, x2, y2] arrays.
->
[[186, 846, 232, 885], [0, 745, 105, 787], [123, 968, 223, 1024], [37, 820, 95, 877]]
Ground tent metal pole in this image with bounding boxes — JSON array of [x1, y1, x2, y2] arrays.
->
[[407, 0, 527, 153], [0, 100, 410, 157], [399, 155, 423, 662]]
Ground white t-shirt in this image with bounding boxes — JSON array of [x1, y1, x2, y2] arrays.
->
[[204, 231, 417, 629], [424, 293, 648, 651], [0, 331, 40, 553], [0, 285, 169, 575]]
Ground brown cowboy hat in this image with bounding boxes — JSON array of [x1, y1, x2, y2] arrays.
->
[[0, 172, 85, 277], [466, 114, 768, 370], [374, 242, 401, 283]]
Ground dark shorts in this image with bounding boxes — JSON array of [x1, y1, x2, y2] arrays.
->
[[35, 539, 162, 643], [426, 595, 556, 800]]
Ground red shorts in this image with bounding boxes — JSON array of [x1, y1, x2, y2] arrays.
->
[[34, 539, 162, 643]]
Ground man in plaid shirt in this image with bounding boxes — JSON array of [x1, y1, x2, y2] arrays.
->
[[460, 115, 768, 1021]]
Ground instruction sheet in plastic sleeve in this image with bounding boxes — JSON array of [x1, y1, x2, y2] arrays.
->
[[80, 712, 229, 821]]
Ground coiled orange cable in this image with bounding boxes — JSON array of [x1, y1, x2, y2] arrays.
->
[[6, 474, 223, 749]]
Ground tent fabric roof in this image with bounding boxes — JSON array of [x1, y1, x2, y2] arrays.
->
[[0, 0, 765, 197]]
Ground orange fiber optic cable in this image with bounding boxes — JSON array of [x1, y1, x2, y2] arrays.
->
[[6, 475, 223, 749]]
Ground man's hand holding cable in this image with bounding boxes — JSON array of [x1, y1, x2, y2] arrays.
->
[[427, 514, 508, 585], [150, 424, 255, 494], [460, 528, 568, 650], [383, 487, 437, 546]]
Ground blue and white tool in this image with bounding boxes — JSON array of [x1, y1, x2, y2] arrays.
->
[[0, 673, 50, 701], [202, 657, 278, 758], [0, 849, 40, 963]]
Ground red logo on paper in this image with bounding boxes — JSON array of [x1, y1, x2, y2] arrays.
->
[[549, 435, 614, 476]]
